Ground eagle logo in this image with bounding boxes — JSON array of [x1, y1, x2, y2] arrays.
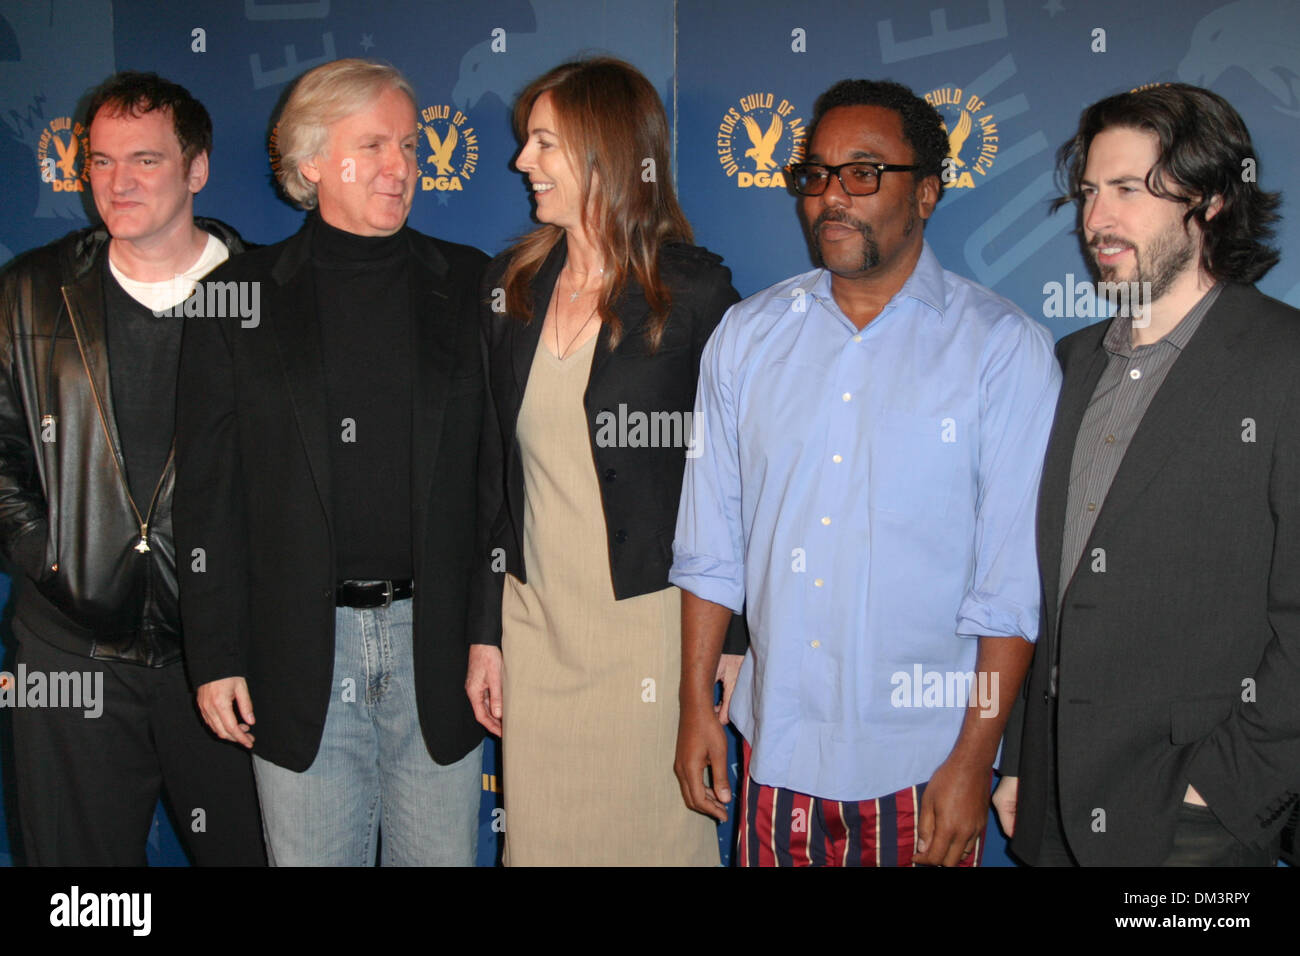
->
[[925, 87, 997, 190], [36, 116, 89, 194], [52, 133, 79, 178], [716, 93, 806, 189], [741, 114, 783, 171], [423, 123, 458, 177], [940, 109, 972, 168]]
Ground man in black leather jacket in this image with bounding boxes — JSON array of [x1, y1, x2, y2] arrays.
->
[[0, 72, 264, 865]]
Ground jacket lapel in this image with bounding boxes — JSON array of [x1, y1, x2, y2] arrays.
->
[[268, 220, 333, 527], [586, 280, 649, 399], [62, 269, 130, 479], [1087, 287, 1250, 541], [1038, 327, 1108, 618], [511, 241, 565, 394], [409, 232, 455, 514]]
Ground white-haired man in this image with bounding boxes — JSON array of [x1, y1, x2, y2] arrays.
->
[[174, 58, 488, 865]]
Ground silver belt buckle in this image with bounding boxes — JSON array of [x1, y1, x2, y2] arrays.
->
[[381, 580, 394, 607]]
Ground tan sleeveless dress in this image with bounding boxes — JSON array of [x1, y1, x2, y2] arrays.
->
[[500, 333, 719, 866]]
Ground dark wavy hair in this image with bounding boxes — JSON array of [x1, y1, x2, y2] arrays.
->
[[500, 57, 693, 352], [809, 78, 948, 210], [86, 71, 213, 168], [1053, 83, 1281, 284]]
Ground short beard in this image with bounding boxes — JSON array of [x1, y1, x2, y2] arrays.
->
[[1097, 224, 1195, 303], [811, 193, 919, 274], [811, 211, 875, 273]]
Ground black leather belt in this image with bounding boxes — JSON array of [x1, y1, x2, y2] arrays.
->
[[336, 579, 413, 608]]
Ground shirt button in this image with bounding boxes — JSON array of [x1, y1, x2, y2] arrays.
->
[[1086, 502, 1096, 512], [614, 529, 628, 544], [842, 392, 852, 402], [832, 454, 842, 464], [1104, 434, 1115, 444], [853, 335, 862, 343], [821, 516, 831, 526], [810, 640, 821, 648], [1129, 369, 1142, 380], [814, 578, 824, 587], [604, 468, 617, 482]]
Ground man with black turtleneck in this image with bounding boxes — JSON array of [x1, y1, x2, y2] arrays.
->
[[173, 58, 488, 865], [312, 219, 414, 587]]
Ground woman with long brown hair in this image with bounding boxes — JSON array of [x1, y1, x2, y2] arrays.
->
[[466, 57, 745, 865]]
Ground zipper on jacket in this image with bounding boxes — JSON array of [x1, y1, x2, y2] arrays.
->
[[61, 286, 171, 553]]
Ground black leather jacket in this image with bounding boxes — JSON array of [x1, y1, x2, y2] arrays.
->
[[0, 218, 247, 665]]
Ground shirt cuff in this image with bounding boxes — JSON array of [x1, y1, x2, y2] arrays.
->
[[955, 592, 1039, 642], [668, 552, 745, 615]]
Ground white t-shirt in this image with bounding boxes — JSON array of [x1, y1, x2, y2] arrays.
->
[[107, 233, 230, 313]]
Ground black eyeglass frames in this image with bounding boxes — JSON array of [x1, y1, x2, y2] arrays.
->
[[786, 161, 919, 196]]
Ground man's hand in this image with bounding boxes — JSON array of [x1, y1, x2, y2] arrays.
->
[[674, 701, 732, 822], [914, 755, 992, 866], [677, 591, 735, 821], [466, 643, 503, 736], [714, 653, 743, 724], [913, 635, 1033, 865], [197, 677, 255, 748], [992, 775, 1018, 837]]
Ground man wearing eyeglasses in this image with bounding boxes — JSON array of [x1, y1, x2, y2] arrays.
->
[[672, 79, 1060, 866]]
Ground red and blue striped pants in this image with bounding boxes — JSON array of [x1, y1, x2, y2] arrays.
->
[[736, 743, 984, 867]]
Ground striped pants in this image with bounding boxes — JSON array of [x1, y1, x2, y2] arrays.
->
[[736, 743, 983, 867]]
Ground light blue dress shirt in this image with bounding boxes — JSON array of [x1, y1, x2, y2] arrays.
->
[[670, 242, 1061, 800]]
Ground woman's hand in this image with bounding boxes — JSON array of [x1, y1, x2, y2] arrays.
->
[[714, 653, 744, 725]]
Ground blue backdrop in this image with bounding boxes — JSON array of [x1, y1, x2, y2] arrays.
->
[[1, 0, 1297, 866]]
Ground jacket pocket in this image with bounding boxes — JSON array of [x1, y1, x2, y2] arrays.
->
[[1169, 695, 1236, 745]]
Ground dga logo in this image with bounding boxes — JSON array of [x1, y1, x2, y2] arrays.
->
[[924, 87, 998, 190], [37, 117, 89, 193], [418, 105, 478, 193], [716, 93, 806, 189]]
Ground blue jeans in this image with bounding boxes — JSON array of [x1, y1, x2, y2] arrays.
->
[[252, 597, 481, 865]]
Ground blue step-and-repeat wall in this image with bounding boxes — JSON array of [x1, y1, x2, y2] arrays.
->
[[1, 0, 1297, 866]]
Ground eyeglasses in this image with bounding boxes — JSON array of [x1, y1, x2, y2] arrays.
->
[[786, 161, 919, 196]]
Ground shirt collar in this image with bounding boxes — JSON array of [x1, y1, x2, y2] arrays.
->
[[1102, 282, 1222, 357], [804, 241, 947, 322]]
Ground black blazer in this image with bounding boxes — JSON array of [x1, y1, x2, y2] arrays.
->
[[1003, 283, 1300, 865], [470, 239, 747, 652], [173, 215, 488, 771]]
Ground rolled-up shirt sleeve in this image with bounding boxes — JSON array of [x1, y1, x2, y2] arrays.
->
[[955, 312, 1062, 642], [670, 307, 746, 614]]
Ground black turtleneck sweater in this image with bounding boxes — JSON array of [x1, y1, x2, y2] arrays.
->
[[312, 214, 413, 581]]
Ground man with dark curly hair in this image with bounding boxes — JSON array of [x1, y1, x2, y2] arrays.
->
[[673, 79, 1060, 867], [995, 83, 1298, 866]]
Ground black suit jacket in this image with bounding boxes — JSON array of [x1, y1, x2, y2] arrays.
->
[[173, 215, 487, 771], [1004, 283, 1300, 865], [471, 239, 747, 652]]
